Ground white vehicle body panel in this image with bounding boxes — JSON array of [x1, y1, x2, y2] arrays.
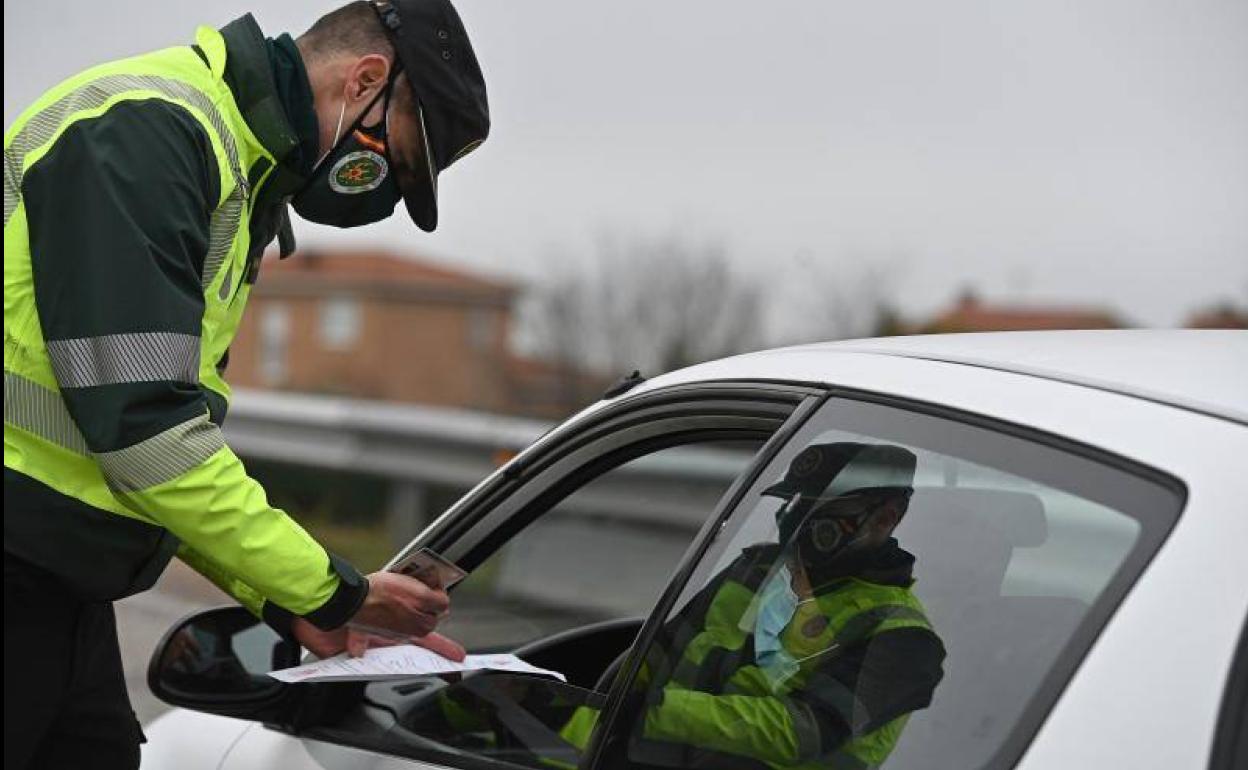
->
[[142, 331, 1248, 769], [142, 710, 251, 769], [219, 724, 437, 770]]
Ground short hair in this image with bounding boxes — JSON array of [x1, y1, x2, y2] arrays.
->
[[298, 1, 394, 61]]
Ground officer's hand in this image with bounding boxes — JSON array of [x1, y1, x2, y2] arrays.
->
[[348, 571, 463, 655], [292, 617, 465, 661], [292, 618, 388, 659]]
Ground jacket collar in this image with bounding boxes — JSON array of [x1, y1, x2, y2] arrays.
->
[[809, 538, 917, 592], [220, 15, 301, 166]]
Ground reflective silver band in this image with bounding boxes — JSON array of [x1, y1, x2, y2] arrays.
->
[[97, 411, 225, 492], [47, 332, 200, 388], [2, 72, 246, 289], [3, 371, 90, 455], [204, 193, 245, 291]]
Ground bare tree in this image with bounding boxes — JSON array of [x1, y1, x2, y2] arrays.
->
[[521, 233, 765, 408]]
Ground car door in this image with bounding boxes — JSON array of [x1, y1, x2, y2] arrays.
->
[[220, 382, 823, 770], [579, 390, 1185, 770]]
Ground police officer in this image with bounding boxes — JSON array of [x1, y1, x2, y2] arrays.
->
[[560, 442, 947, 769], [3, 2, 488, 767], [425, 443, 946, 769]]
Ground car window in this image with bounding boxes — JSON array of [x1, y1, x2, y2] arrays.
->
[[302, 435, 774, 770], [438, 440, 765, 651], [590, 396, 1181, 770]]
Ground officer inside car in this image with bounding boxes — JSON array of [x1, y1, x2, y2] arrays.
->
[[419, 442, 947, 769]]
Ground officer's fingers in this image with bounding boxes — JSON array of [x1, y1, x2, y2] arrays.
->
[[373, 572, 451, 616], [401, 610, 439, 638], [356, 612, 437, 640], [359, 574, 449, 637], [402, 580, 450, 617], [412, 631, 466, 662], [394, 589, 450, 626], [347, 630, 375, 658], [418, 569, 444, 591], [293, 618, 348, 659]]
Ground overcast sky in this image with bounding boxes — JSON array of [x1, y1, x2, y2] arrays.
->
[[6, 1, 1246, 329]]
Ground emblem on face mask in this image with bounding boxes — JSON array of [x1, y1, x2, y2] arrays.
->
[[810, 519, 845, 552], [329, 150, 389, 194]]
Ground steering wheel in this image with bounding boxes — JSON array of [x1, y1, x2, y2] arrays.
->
[[509, 617, 644, 691], [593, 647, 632, 693]]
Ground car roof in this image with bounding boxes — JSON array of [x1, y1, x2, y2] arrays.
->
[[646, 330, 1248, 424]]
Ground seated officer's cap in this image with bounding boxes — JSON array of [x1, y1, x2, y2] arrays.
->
[[763, 442, 916, 509]]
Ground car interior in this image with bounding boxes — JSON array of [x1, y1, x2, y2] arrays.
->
[[886, 487, 1089, 768], [345, 485, 1098, 770], [324, 432, 777, 764], [304, 451, 1122, 770]]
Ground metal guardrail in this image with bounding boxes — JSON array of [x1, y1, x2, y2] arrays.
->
[[223, 388, 753, 549], [224, 388, 752, 490], [224, 388, 554, 488]]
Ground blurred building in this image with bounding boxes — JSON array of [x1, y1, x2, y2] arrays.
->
[[227, 249, 598, 417], [913, 290, 1124, 333], [1184, 303, 1248, 329]]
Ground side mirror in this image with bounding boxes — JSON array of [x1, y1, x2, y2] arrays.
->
[[148, 605, 301, 722]]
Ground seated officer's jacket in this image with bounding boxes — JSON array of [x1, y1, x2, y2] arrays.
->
[[563, 541, 946, 770], [3, 15, 365, 632]]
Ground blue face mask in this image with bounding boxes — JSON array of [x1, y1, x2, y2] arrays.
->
[[754, 564, 798, 669]]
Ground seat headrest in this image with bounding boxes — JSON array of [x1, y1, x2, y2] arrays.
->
[[901, 487, 1047, 547]]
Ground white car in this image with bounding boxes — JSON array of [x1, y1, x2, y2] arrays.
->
[[143, 330, 1248, 770]]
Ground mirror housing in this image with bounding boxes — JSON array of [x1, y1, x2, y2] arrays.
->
[[147, 605, 304, 723]]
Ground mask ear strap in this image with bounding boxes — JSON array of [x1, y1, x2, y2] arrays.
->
[[309, 101, 348, 170], [310, 67, 399, 174], [330, 101, 347, 150], [331, 100, 346, 145], [380, 62, 403, 145]]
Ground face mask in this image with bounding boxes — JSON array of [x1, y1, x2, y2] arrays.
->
[[755, 564, 799, 670], [799, 511, 870, 565], [292, 79, 402, 228], [784, 497, 882, 588]]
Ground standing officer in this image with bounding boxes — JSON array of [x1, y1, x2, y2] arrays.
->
[[3, 2, 489, 767]]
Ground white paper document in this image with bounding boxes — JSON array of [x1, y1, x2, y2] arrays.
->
[[268, 644, 566, 684]]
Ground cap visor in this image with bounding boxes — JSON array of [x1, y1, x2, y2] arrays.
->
[[398, 103, 439, 232], [761, 481, 797, 499]]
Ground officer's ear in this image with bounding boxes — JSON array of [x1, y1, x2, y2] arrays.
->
[[344, 53, 391, 105], [875, 496, 908, 531]]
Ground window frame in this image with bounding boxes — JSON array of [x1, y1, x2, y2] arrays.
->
[[258, 301, 290, 385], [584, 385, 1186, 770], [319, 294, 362, 351], [284, 381, 823, 768], [415, 382, 823, 570]]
